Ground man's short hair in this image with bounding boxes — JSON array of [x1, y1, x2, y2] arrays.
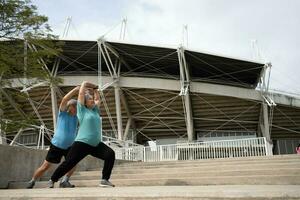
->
[[67, 99, 77, 108]]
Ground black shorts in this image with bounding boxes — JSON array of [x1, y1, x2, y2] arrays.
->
[[45, 144, 71, 164]]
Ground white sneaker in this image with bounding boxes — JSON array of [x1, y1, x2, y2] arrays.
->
[[99, 179, 115, 187], [48, 180, 54, 188], [26, 180, 35, 189]]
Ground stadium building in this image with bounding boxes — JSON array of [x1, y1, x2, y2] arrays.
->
[[1, 39, 300, 158]]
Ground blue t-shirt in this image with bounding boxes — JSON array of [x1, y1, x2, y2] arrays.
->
[[75, 103, 102, 147], [51, 111, 78, 149]]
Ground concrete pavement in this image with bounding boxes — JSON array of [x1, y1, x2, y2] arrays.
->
[[1, 185, 300, 199]]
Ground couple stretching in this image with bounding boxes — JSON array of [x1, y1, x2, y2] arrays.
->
[[27, 81, 115, 188]]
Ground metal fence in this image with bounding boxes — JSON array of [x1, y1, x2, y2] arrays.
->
[[3, 131, 270, 162], [103, 136, 144, 161], [143, 137, 269, 162]]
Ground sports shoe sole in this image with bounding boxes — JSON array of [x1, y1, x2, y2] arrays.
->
[[99, 184, 114, 187]]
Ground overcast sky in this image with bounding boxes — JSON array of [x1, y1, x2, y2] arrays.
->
[[32, 0, 300, 96]]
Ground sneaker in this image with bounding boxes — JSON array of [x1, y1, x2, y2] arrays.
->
[[99, 179, 115, 187], [48, 180, 54, 188], [59, 181, 75, 188], [26, 180, 35, 189]]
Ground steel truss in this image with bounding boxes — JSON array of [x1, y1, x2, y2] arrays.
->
[[0, 38, 280, 148]]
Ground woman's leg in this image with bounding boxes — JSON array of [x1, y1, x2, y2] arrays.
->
[[90, 142, 115, 180], [50, 142, 91, 182], [62, 148, 77, 182], [65, 166, 76, 177]]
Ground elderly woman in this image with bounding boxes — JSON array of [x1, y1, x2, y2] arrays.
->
[[49, 81, 115, 188]]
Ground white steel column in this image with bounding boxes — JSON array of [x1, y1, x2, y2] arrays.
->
[[262, 102, 270, 141], [257, 106, 263, 138], [98, 38, 124, 140], [114, 83, 123, 140], [123, 119, 132, 141], [51, 85, 58, 131], [50, 59, 60, 132], [115, 61, 123, 140], [259, 63, 274, 155], [178, 46, 195, 142], [184, 92, 194, 141], [121, 90, 136, 141]]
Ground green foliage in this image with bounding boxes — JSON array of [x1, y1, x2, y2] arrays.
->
[[0, 0, 61, 84], [0, 0, 61, 134], [0, 0, 51, 39]]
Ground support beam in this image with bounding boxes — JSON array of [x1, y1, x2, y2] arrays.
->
[[183, 93, 195, 141], [0, 88, 26, 118], [114, 91, 123, 139], [99, 39, 125, 140], [25, 41, 53, 139], [257, 105, 263, 138], [8, 76, 300, 108], [59, 75, 263, 101], [114, 84, 123, 140], [178, 46, 195, 142], [50, 59, 60, 132], [262, 103, 270, 141], [25, 91, 52, 140], [259, 63, 273, 155], [120, 90, 136, 141], [50, 85, 58, 132], [123, 119, 132, 141], [10, 128, 24, 145]]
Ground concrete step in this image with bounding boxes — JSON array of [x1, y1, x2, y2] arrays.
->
[[54, 168, 300, 181], [77, 162, 300, 175], [116, 155, 300, 167], [9, 174, 300, 189], [108, 157, 300, 170], [8, 155, 300, 190], [39, 166, 300, 180], [114, 161, 300, 170], [2, 185, 300, 199]]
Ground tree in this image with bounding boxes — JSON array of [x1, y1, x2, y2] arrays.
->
[[0, 0, 60, 83], [0, 0, 61, 136]]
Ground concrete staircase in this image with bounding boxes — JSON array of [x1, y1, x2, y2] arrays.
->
[[1, 154, 300, 199]]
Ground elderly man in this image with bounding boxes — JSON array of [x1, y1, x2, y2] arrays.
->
[[27, 86, 80, 188]]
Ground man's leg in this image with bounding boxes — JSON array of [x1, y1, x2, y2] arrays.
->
[[27, 160, 52, 188], [33, 160, 52, 179], [27, 143, 64, 189]]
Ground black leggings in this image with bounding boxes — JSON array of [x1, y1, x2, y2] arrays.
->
[[51, 141, 115, 182]]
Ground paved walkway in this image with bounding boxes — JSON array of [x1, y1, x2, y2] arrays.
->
[[1, 185, 300, 199]]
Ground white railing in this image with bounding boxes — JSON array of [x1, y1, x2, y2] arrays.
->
[[2, 132, 270, 162], [114, 146, 144, 161], [143, 137, 269, 162], [102, 136, 144, 161]]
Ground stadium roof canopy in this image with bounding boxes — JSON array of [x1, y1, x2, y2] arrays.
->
[[52, 40, 265, 89]]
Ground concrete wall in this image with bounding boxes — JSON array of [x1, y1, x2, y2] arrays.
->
[[0, 144, 131, 189]]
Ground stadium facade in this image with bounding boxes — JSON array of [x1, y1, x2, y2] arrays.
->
[[1, 39, 300, 155]]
